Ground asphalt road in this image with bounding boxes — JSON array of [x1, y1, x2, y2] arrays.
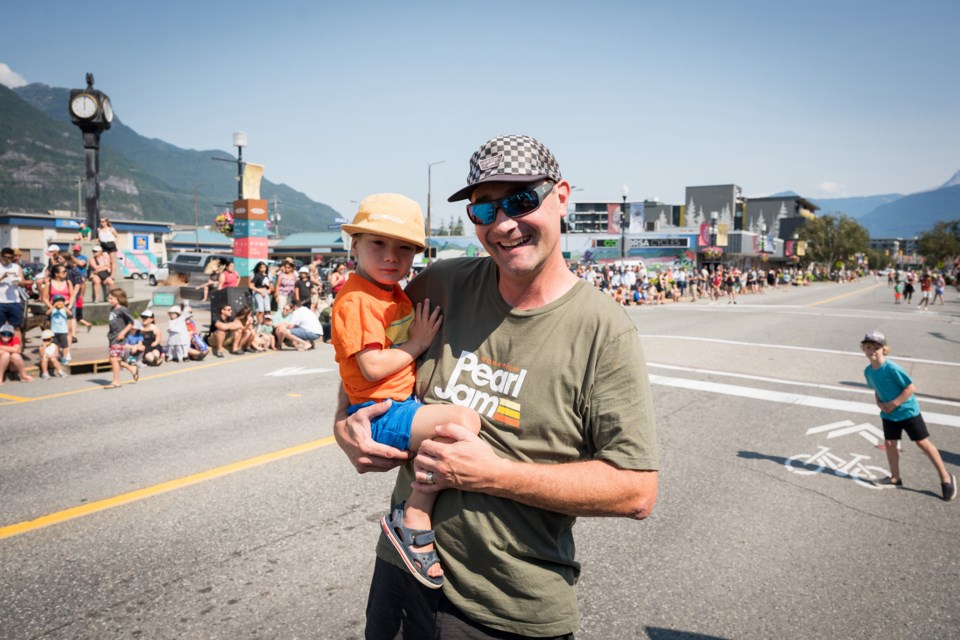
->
[[1, 277, 958, 639]]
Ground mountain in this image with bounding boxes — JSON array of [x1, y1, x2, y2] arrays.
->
[[768, 182, 960, 237], [2, 83, 339, 233], [808, 194, 903, 220], [938, 170, 960, 189], [857, 184, 960, 238]]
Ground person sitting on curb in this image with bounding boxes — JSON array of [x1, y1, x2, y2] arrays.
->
[[139, 310, 164, 367], [164, 304, 207, 362], [274, 301, 323, 351], [210, 303, 244, 357], [39, 329, 68, 379], [0, 322, 33, 383]]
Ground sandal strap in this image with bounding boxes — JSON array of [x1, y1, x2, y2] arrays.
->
[[408, 530, 435, 546]]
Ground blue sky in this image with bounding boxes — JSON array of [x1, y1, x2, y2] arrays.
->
[[3, 0, 959, 223]]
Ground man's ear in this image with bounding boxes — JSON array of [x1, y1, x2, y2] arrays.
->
[[554, 180, 571, 207]]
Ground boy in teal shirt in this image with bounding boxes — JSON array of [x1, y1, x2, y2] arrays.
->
[[861, 331, 956, 500]]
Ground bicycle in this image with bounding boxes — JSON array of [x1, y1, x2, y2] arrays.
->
[[784, 445, 890, 489]]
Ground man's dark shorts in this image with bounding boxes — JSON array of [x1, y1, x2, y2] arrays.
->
[[882, 414, 930, 442], [0, 303, 24, 329], [365, 557, 575, 640]]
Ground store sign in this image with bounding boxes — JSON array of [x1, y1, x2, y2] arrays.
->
[[628, 237, 689, 249], [593, 239, 620, 248], [133, 234, 149, 250]]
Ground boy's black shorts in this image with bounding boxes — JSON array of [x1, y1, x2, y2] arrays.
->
[[53, 333, 69, 351], [882, 414, 930, 442]]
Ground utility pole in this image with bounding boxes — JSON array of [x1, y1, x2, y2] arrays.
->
[[272, 195, 281, 238], [194, 185, 201, 251]]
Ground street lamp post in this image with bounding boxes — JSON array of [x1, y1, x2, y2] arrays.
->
[[566, 185, 584, 252], [427, 160, 445, 261], [620, 184, 629, 262], [193, 184, 203, 251], [233, 131, 247, 200], [710, 211, 719, 269]]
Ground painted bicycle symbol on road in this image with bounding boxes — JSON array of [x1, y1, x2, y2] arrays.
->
[[784, 445, 890, 489]]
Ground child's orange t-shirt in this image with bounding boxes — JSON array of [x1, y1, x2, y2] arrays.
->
[[331, 274, 416, 405]]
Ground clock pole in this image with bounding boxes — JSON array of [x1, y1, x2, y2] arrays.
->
[[68, 73, 114, 232]]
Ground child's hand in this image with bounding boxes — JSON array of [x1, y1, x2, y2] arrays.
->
[[407, 298, 442, 353]]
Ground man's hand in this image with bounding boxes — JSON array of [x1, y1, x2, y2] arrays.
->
[[334, 399, 411, 473], [411, 423, 503, 493]]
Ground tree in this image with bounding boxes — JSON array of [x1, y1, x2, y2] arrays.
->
[[452, 218, 464, 236], [917, 221, 960, 268], [797, 214, 870, 270]]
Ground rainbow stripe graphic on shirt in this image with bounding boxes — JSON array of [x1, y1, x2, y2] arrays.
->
[[385, 311, 412, 347], [434, 350, 527, 430]]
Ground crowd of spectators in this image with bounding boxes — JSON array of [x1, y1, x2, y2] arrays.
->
[[570, 262, 815, 306], [0, 247, 341, 384]]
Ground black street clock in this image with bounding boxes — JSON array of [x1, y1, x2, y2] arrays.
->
[[69, 73, 113, 231]]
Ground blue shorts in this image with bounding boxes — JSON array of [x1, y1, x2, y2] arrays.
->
[[347, 396, 423, 451], [0, 303, 24, 329]]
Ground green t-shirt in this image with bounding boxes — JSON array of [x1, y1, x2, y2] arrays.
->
[[378, 257, 658, 636]]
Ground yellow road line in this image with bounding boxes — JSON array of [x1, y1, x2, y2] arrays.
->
[[0, 435, 336, 541], [805, 283, 881, 307], [0, 352, 273, 405]]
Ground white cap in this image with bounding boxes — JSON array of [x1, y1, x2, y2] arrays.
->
[[47, 244, 61, 253], [168, 305, 182, 315], [41, 329, 55, 339], [0, 323, 13, 334], [298, 266, 310, 274]]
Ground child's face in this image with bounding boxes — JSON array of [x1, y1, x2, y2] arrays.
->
[[354, 234, 417, 288], [54, 300, 64, 309], [107, 294, 118, 306], [861, 341, 885, 365]]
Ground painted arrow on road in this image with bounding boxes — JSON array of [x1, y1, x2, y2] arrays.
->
[[265, 366, 334, 377], [806, 420, 885, 446]]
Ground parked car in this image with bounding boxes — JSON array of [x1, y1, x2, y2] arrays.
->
[[147, 262, 170, 286], [166, 252, 234, 276]]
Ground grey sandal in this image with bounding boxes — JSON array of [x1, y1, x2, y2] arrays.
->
[[380, 502, 443, 589]]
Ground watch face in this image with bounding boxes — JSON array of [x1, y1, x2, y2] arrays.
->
[[71, 94, 98, 119], [102, 98, 114, 122]]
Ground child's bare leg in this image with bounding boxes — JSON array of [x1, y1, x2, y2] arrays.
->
[[402, 404, 482, 579], [885, 440, 901, 481], [916, 438, 951, 483]]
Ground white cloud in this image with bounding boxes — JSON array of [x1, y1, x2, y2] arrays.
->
[[818, 181, 845, 195], [0, 62, 28, 88]]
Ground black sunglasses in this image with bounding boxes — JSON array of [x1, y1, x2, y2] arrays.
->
[[466, 181, 555, 226]]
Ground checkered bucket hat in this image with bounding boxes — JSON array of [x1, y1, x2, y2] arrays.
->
[[447, 134, 562, 202]]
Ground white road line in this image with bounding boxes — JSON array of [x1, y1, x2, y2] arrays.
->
[[647, 362, 960, 408], [648, 374, 960, 428], [639, 335, 960, 367]]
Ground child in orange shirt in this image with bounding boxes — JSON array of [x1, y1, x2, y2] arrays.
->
[[332, 194, 481, 589]]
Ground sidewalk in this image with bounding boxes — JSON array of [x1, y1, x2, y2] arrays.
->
[[18, 300, 210, 375]]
